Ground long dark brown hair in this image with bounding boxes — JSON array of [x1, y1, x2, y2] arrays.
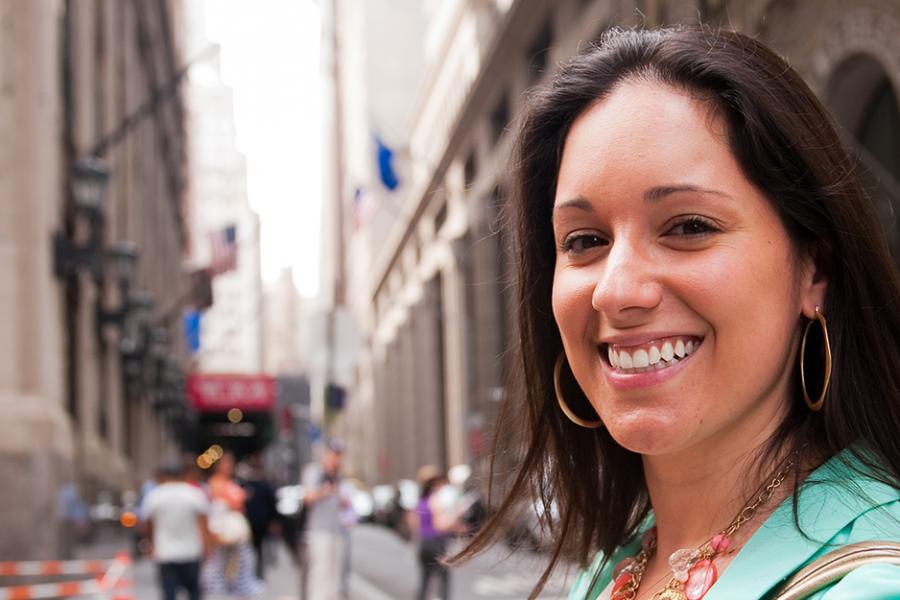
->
[[451, 26, 900, 597]]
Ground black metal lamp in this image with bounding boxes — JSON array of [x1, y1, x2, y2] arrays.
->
[[148, 326, 170, 360], [71, 157, 110, 215], [106, 241, 139, 290], [96, 242, 140, 331], [54, 157, 110, 279], [128, 290, 156, 324], [118, 290, 155, 390]]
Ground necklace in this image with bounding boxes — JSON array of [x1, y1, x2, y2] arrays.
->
[[610, 455, 797, 600]]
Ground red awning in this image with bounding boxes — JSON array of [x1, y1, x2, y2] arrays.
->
[[187, 373, 275, 412]]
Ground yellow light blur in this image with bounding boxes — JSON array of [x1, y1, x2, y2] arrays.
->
[[119, 511, 138, 528], [209, 444, 224, 459], [197, 454, 213, 469], [227, 408, 243, 423]]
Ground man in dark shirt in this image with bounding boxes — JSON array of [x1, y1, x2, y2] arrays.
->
[[239, 456, 278, 579]]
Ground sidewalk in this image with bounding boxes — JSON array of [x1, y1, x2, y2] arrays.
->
[[75, 528, 301, 599], [74, 524, 571, 599]]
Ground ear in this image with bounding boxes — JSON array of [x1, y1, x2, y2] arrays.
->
[[798, 248, 828, 319]]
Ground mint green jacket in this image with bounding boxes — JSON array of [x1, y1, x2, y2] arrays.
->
[[569, 453, 900, 599]]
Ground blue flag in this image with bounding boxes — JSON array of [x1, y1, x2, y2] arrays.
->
[[375, 135, 399, 191], [183, 310, 201, 353]]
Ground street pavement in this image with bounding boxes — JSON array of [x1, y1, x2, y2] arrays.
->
[[77, 523, 573, 599], [348, 524, 571, 600]]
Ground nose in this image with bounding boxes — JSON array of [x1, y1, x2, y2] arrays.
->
[[591, 237, 662, 321]]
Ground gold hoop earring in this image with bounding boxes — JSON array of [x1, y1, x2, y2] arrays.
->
[[800, 306, 832, 412], [553, 353, 603, 429]]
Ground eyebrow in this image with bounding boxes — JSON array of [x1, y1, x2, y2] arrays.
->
[[643, 184, 733, 202], [553, 184, 733, 215]]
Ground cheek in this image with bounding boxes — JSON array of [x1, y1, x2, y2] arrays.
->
[[676, 239, 797, 311], [551, 268, 597, 336]]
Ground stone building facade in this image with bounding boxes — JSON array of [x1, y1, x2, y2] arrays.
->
[[334, 0, 900, 486], [0, 0, 192, 559]]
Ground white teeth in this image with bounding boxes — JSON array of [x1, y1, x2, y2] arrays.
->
[[632, 349, 649, 368], [606, 339, 700, 373], [661, 342, 674, 362]]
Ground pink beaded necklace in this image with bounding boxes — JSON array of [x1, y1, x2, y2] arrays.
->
[[610, 455, 797, 600]]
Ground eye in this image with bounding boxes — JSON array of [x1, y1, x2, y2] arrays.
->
[[561, 232, 608, 255], [665, 215, 720, 238]]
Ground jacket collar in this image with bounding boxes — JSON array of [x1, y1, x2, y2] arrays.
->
[[704, 450, 900, 599]]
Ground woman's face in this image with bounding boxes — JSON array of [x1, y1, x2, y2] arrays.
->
[[216, 453, 235, 477], [551, 81, 826, 458]]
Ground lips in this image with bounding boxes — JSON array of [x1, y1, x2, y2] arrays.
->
[[602, 336, 703, 374]]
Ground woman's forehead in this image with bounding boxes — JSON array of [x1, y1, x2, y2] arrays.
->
[[554, 82, 737, 203]]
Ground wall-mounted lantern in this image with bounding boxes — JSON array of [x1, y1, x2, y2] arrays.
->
[[71, 157, 110, 213], [106, 240, 139, 290], [53, 157, 110, 279], [148, 326, 170, 361], [118, 290, 156, 389], [96, 242, 141, 333]]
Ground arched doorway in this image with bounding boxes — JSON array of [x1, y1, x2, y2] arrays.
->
[[827, 54, 900, 262]]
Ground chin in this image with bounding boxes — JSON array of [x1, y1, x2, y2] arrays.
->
[[605, 415, 689, 456]]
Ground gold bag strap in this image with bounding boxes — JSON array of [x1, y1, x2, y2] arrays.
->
[[770, 541, 900, 599]]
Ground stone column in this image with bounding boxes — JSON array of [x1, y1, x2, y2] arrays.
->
[[398, 314, 417, 479], [414, 279, 447, 470], [440, 251, 470, 468], [0, 0, 76, 560], [76, 274, 105, 497], [372, 351, 389, 481]]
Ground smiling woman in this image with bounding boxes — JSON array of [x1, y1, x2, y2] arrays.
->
[[552, 79, 815, 460], [450, 26, 900, 600]]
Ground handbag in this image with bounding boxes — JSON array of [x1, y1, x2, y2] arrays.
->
[[770, 541, 900, 599], [209, 509, 251, 546]]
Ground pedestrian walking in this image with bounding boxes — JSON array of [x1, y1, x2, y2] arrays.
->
[[57, 481, 90, 560], [238, 456, 279, 580], [141, 463, 210, 600], [302, 439, 353, 600], [202, 451, 263, 599], [411, 466, 467, 600]]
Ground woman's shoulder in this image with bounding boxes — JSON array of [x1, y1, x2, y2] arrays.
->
[[801, 449, 900, 536], [802, 493, 900, 598], [707, 450, 900, 599]]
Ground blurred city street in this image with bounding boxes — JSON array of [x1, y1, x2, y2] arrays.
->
[[3, 0, 899, 598], [77, 524, 570, 600]]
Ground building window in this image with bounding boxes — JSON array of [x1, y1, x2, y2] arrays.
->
[[857, 80, 900, 180], [434, 201, 449, 233], [489, 92, 510, 146], [464, 151, 478, 190], [827, 54, 900, 263], [527, 19, 554, 86]]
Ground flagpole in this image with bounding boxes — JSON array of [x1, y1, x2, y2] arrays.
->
[[322, 0, 345, 438]]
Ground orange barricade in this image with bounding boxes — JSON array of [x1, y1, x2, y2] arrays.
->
[[0, 553, 133, 600]]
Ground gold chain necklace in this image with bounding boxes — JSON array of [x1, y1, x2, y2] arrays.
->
[[611, 455, 797, 600]]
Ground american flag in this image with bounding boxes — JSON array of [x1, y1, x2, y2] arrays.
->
[[351, 187, 379, 232], [208, 224, 237, 276]]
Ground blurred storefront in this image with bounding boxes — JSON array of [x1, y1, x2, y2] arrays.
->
[[187, 373, 276, 457], [328, 0, 900, 486], [0, 0, 194, 559]]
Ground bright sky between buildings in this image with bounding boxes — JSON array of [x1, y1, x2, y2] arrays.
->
[[204, 0, 323, 298]]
